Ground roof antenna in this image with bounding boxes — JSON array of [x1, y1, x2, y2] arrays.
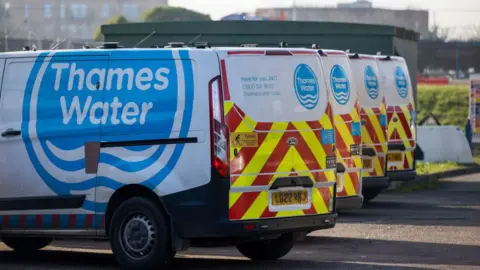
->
[[6, 19, 28, 38], [134, 29, 156, 48], [187, 34, 202, 46], [51, 22, 87, 50], [4, 19, 28, 51]]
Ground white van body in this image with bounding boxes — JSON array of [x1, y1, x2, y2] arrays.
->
[[375, 55, 417, 182], [317, 49, 363, 210], [0, 47, 337, 269], [348, 54, 390, 200]]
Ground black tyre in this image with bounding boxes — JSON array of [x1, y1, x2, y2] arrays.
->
[[109, 197, 174, 270], [362, 188, 383, 203], [2, 237, 52, 252], [236, 233, 294, 260]]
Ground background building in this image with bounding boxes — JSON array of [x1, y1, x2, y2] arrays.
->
[[0, 0, 168, 41], [256, 0, 429, 39]]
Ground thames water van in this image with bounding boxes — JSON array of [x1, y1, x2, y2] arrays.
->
[[0, 45, 337, 269], [375, 55, 417, 182], [348, 54, 389, 202], [316, 49, 363, 210]]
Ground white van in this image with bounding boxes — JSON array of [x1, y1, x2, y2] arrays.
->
[[316, 49, 363, 210], [0, 44, 337, 269], [375, 55, 417, 182], [348, 53, 389, 202]]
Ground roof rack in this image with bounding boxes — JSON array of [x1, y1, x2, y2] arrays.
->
[[97, 42, 124, 49], [190, 41, 211, 49], [241, 44, 258, 47], [349, 53, 360, 59], [165, 42, 185, 48]]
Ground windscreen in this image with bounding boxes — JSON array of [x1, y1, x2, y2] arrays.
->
[[377, 60, 412, 106], [223, 55, 328, 123], [320, 55, 357, 116], [349, 58, 384, 108]]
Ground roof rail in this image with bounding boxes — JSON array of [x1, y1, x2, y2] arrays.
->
[[97, 42, 124, 49], [165, 42, 185, 48]]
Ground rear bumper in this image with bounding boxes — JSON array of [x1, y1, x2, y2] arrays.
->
[[387, 170, 417, 182], [362, 176, 390, 190], [336, 195, 363, 210], [162, 169, 337, 241]]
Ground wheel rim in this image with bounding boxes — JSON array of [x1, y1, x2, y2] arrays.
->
[[119, 213, 156, 260]]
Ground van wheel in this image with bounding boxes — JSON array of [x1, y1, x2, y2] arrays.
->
[[363, 188, 383, 203], [236, 233, 294, 260], [2, 237, 52, 252], [109, 197, 174, 270]]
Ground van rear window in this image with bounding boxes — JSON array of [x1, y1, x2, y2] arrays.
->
[[223, 56, 328, 124]]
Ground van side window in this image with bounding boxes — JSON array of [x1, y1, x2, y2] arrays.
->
[[0, 61, 33, 124]]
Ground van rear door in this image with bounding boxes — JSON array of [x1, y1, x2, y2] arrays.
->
[[377, 57, 416, 171], [349, 55, 388, 178], [214, 48, 336, 221]]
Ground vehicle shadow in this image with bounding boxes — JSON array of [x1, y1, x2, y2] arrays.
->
[[0, 249, 429, 270], [299, 236, 480, 267], [338, 180, 480, 227]]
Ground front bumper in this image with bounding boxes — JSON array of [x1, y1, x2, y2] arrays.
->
[[363, 176, 390, 190], [336, 195, 363, 210], [387, 170, 417, 182]]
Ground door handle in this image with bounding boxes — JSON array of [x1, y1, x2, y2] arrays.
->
[[1, 129, 21, 137]]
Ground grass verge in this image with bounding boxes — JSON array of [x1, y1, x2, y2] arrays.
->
[[416, 161, 467, 175]]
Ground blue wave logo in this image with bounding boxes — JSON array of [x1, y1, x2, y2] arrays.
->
[[364, 65, 379, 100], [22, 50, 194, 212], [395, 67, 408, 98], [294, 64, 320, 110], [330, 65, 350, 105]]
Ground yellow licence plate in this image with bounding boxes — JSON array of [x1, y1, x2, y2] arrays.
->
[[388, 152, 404, 162], [363, 159, 373, 169], [272, 190, 309, 206]]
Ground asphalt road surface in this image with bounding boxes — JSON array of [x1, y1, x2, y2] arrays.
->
[[1, 174, 479, 270]]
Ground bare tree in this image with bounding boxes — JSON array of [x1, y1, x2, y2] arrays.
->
[[425, 24, 450, 41], [467, 24, 480, 42]]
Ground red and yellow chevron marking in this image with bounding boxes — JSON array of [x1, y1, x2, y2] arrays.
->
[[361, 97, 388, 178], [335, 101, 362, 198], [387, 101, 416, 171], [224, 101, 336, 221]]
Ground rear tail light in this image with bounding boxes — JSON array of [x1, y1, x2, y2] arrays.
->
[[209, 77, 230, 177]]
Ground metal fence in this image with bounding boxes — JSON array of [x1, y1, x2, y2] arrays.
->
[[418, 41, 480, 78]]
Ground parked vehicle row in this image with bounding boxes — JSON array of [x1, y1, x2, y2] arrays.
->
[[0, 42, 416, 270]]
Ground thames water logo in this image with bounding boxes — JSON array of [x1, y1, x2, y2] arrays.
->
[[330, 65, 350, 105], [21, 51, 194, 212], [364, 65, 379, 99], [395, 67, 408, 98], [294, 64, 319, 110]]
